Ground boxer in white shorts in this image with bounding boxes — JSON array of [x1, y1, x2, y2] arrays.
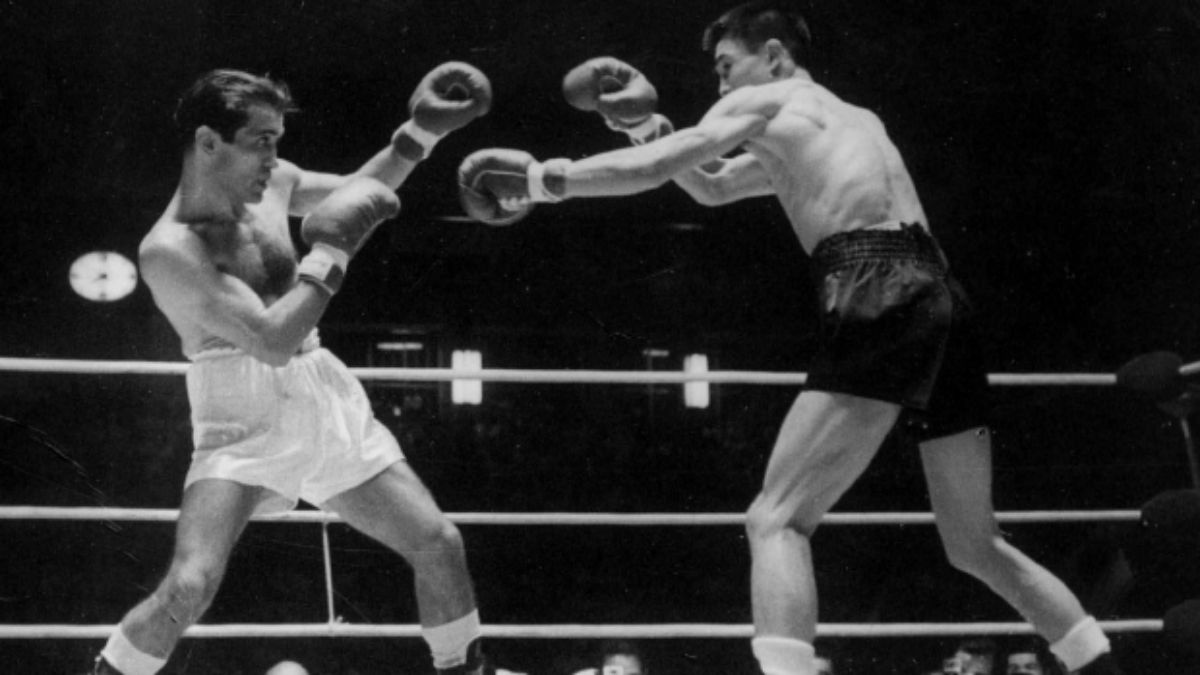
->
[[93, 65, 492, 675], [185, 336, 404, 516]]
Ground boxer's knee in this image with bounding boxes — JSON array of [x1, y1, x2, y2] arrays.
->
[[940, 529, 1004, 578], [155, 559, 225, 623], [427, 519, 466, 559], [746, 492, 817, 543], [407, 516, 467, 571]]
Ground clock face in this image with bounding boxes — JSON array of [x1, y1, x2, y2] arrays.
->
[[69, 251, 139, 301]]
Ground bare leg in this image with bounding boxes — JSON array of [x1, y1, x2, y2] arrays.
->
[[116, 479, 262, 657], [323, 461, 476, 627], [920, 427, 1086, 639], [747, 391, 901, 641]]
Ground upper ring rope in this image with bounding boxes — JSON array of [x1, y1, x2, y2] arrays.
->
[[0, 356, 1122, 385]]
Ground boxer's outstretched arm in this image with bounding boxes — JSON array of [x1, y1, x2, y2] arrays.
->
[[669, 151, 775, 206], [561, 113, 769, 198], [457, 114, 769, 224]]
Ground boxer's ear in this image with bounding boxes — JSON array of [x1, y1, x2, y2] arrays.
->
[[194, 125, 220, 155], [765, 39, 787, 75]]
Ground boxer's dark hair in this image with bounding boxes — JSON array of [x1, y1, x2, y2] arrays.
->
[[175, 69, 296, 151], [702, 1, 812, 67]]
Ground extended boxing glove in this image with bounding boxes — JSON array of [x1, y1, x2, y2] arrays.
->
[[457, 149, 569, 226]]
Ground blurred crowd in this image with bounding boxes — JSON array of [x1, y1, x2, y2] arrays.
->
[[247, 636, 1074, 675]]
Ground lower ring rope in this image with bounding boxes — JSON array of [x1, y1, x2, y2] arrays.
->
[[0, 620, 1162, 640], [0, 506, 1141, 525], [0, 506, 1154, 640]]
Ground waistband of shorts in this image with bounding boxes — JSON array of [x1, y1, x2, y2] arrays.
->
[[811, 223, 948, 274], [187, 330, 322, 362]]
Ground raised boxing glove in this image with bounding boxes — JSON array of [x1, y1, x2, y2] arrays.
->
[[393, 61, 492, 160], [562, 56, 671, 144], [297, 177, 400, 295]]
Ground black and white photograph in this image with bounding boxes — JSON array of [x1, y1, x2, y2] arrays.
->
[[2, 1, 1199, 673]]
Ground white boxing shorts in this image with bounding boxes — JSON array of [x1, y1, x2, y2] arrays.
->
[[184, 336, 404, 515]]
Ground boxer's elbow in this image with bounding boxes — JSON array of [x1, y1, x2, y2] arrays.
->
[[687, 181, 729, 206], [674, 168, 735, 207]]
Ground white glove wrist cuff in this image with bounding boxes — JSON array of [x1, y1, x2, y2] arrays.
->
[[527, 159, 568, 203], [623, 113, 665, 144], [395, 120, 441, 159], [297, 243, 350, 295]]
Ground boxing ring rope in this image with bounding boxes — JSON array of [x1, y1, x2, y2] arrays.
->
[[0, 620, 1164, 641], [0, 356, 1121, 386], [0, 356, 1184, 643], [1182, 360, 1200, 378], [0, 506, 1144, 526]]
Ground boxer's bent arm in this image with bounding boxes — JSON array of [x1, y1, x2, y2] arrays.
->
[[670, 152, 775, 206], [352, 143, 421, 192], [141, 241, 329, 367], [561, 114, 768, 198], [273, 159, 346, 218], [285, 146, 417, 218]]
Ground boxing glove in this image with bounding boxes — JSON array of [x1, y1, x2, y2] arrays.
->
[[393, 61, 492, 160], [297, 177, 400, 294], [562, 56, 672, 144], [457, 149, 568, 226]]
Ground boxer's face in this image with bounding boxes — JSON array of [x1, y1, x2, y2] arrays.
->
[[713, 37, 773, 96], [212, 103, 283, 204]]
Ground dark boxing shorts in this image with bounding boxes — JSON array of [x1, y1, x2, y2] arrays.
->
[[804, 224, 990, 441]]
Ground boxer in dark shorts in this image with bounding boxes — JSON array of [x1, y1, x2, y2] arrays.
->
[[806, 224, 991, 442], [455, 1, 1122, 672]]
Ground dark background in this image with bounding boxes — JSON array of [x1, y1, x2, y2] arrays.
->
[[2, 0, 1200, 673]]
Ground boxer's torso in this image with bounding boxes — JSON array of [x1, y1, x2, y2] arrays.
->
[[735, 78, 929, 253], [143, 182, 299, 357]]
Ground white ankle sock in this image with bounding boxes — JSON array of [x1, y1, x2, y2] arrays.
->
[[100, 626, 167, 675], [1049, 616, 1110, 671], [422, 609, 482, 669], [751, 636, 816, 675]]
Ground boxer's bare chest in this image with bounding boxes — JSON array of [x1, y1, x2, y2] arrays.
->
[[194, 215, 297, 300]]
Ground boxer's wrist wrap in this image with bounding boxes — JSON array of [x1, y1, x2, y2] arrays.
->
[[392, 120, 441, 161], [297, 243, 350, 296], [527, 159, 568, 203]]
